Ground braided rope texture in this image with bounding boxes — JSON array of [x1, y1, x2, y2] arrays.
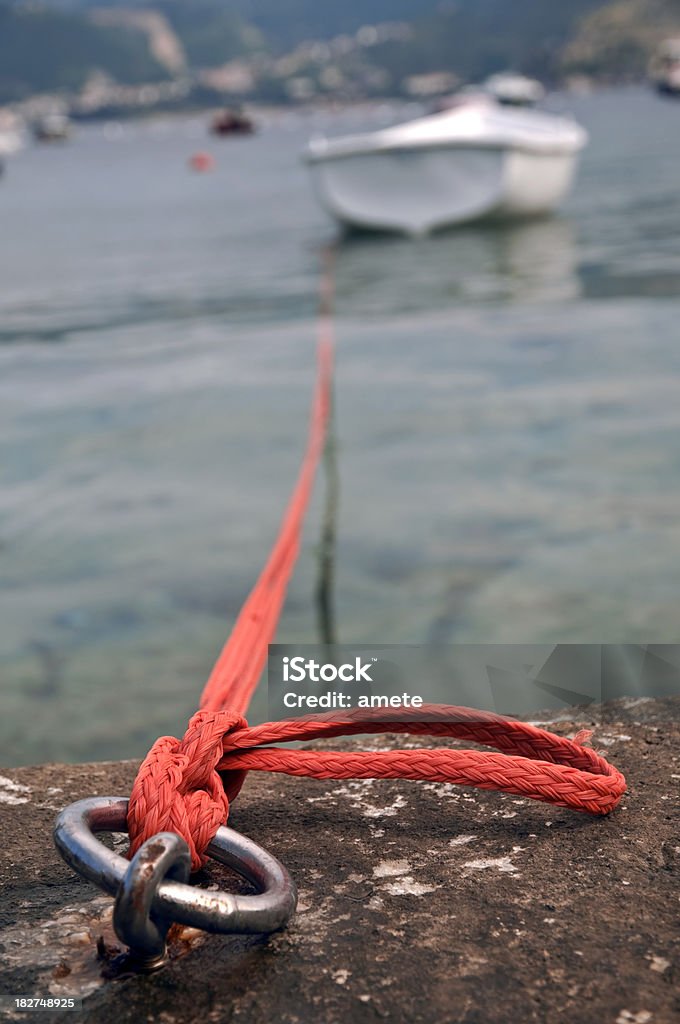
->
[[129, 705, 627, 871]]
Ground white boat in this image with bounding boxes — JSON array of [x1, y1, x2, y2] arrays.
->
[[649, 39, 680, 96], [305, 98, 587, 235], [484, 72, 545, 107], [33, 113, 72, 142], [0, 112, 25, 158]]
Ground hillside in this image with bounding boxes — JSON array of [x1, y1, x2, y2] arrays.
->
[[0, 2, 167, 100], [155, 1, 264, 67], [563, 0, 680, 79], [25, 1, 604, 57], [346, 1, 603, 86], [4, 0, 680, 108]]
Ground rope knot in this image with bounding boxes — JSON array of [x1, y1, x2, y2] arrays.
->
[[128, 708, 247, 871]]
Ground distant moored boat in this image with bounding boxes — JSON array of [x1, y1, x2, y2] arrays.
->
[[0, 112, 25, 159], [649, 39, 680, 96], [304, 96, 587, 236], [210, 109, 255, 137], [33, 113, 72, 143], [484, 72, 546, 107]]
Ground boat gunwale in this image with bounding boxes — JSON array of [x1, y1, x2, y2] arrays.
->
[[304, 136, 586, 165]]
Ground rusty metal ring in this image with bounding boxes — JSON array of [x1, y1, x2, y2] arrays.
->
[[54, 796, 297, 962], [113, 832, 192, 968]]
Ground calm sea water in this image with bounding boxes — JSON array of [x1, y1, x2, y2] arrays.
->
[[1, 87, 679, 765]]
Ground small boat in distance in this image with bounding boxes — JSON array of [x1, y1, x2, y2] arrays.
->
[[0, 112, 25, 177], [484, 72, 545, 107], [304, 97, 587, 235], [649, 39, 680, 96], [33, 113, 72, 143], [0, 111, 25, 157], [210, 108, 255, 137]]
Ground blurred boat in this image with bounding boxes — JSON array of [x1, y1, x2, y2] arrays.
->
[[33, 113, 72, 143], [210, 109, 255, 137], [484, 72, 545, 107], [649, 39, 680, 96], [305, 98, 587, 235], [0, 112, 25, 158]]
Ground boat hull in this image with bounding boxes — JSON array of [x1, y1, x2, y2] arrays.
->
[[309, 143, 579, 235]]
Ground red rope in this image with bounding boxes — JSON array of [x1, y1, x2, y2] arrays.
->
[[128, 256, 626, 871]]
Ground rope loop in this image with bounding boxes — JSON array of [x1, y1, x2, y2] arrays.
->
[[130, 704, 627, 874]]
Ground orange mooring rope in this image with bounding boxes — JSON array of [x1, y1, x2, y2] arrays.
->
[[128, 255, 626, 871]]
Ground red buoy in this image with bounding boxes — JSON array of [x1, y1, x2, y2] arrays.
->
[[189, 151, 215, 173]]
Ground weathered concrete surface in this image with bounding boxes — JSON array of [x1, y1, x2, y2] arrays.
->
[[0, 698, 678, 1024]]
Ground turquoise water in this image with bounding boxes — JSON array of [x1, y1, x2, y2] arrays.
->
[[1, 87, 680, 765]]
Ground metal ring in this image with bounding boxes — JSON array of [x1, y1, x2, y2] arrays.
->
[[54, 797, 297, 953], [113, 832, 191, 967]]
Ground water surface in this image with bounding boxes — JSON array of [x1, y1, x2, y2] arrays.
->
[[1, 88, 679, 764]]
